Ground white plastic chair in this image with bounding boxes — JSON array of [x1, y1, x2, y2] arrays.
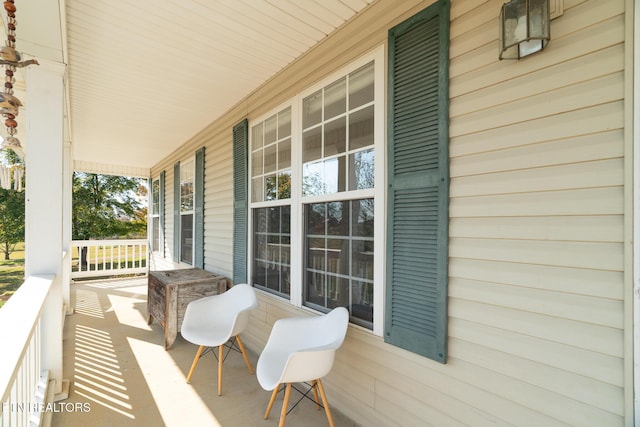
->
[[256, 307, 349, 427], [181, 283, 258, 396]]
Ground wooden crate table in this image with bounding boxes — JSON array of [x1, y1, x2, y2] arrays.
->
[[147, 268, 229, 350]]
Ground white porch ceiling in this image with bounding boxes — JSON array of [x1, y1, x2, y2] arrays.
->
[[16, 0, 375, 173]]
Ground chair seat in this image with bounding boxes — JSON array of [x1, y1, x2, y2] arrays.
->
[[181, 320, 234, 347]]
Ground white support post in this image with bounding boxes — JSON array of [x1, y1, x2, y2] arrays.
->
[[62, 142, 73, 314], [24, 57, 68, 398]]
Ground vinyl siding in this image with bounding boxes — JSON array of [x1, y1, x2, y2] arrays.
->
[[447, 0, 626, 425], [150, 0, 630, 425]]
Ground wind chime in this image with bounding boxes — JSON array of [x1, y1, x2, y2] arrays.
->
[[0, 0, 38, 160]]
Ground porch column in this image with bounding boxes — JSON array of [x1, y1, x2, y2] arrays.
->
[[24, 57, 67, 397], [62, 141, 72, 314]]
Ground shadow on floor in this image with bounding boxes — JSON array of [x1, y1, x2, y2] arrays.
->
[[52, 278, 358, 427]]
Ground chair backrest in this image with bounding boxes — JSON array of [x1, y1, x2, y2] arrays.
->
[[181, 283, 258, 339], [222, 283, 259, 336], [307, 306, 349, 350], [257, 307, 349, 388]]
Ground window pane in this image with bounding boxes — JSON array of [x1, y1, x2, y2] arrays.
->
[[264, 144, 277, 174], [327, 239, 348, 276], [324, 156, 346, 194], [281, 207, 291, 234], [303, 90, 322, 128], [352, 198, 375, 237], [352, 240, 374, 280], [252, 206, 291, 297], [265, 174, 277, 201], [351, 280, 373, 323], [152, 217, 160, 251], [324, 117, 346, 157], [268, 206, 281, 232], [252, 123, 263, 150], [349, 105, 374, 150], [251, 150, 263, 177], [328, 277, 349, 308], [324, 77, 346, 120], [278, 171, 291, 199], [264, 114, 277, 144], [180, 160, 194, 212], [252, 177, 263, 203], [152, 180, 160, 215], [303, 127, 322, 163], [304, 200, 374, 329], [307, 237, 326, 270], [255, 233, 267, 261], [306, 271, 325, 306], [254, 207, 267, 234], [327, 201, 349, 236], [303, 161, 324, 196], [307, 203, 326, 234], [180, 214, 193, 264], [278, 107, 291, 139], [181, 189, 193, 211], [349, 62, 374, 109], [349, 149, 375, 191], [278, 138, 291, 170], [254, 260, 267, 289]]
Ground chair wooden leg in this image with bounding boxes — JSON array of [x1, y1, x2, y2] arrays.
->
[[235, 335, 254, 374], [264, 386, 280, 419], [311, 380, 321, 409], [317, 379, 335, 427], [279, 383, 292, 427], [186, 345, 205, 384], [218, 344, 224, 396]]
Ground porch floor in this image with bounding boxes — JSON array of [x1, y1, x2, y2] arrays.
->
[[52, 278, 358, 427]]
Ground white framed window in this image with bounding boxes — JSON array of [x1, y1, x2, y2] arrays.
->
[[250, 105, 293, 297], [151, 177, 161, 252], [180, 158, 195, 265], [248, 46, 384, 333]]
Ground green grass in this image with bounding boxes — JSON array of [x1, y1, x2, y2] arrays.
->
[[0, 242, 25, 309]]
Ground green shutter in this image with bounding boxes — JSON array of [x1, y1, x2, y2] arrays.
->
[[159, 170, 165, 258], [194, 147, 205, 269], [173, 161, 180, 263], [233, 119, 248, 284], [385, 0, 450, 363]]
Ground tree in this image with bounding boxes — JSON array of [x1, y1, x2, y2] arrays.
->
[[0, 148, 25, 260], [72, 172, 147, 240], [0, 187, 25, 260]]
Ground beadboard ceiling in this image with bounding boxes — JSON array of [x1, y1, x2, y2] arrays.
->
[[15, 0, 375, 174]]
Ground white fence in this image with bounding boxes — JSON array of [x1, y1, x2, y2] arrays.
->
[[0, 276, 55, 427], [70, 240, 148, 279]]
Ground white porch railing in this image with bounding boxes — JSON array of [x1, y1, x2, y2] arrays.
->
[[0, 275, 56, 427], [70, 239, 148, 279]]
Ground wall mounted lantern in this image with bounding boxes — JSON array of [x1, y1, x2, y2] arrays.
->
[[499, 0, 550, 60]]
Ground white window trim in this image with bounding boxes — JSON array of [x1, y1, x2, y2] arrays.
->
[[249, 46, 385, 336], [179, 156, 195, 266], [248, 100, 297, 298], [150, 176, 162, 253]]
